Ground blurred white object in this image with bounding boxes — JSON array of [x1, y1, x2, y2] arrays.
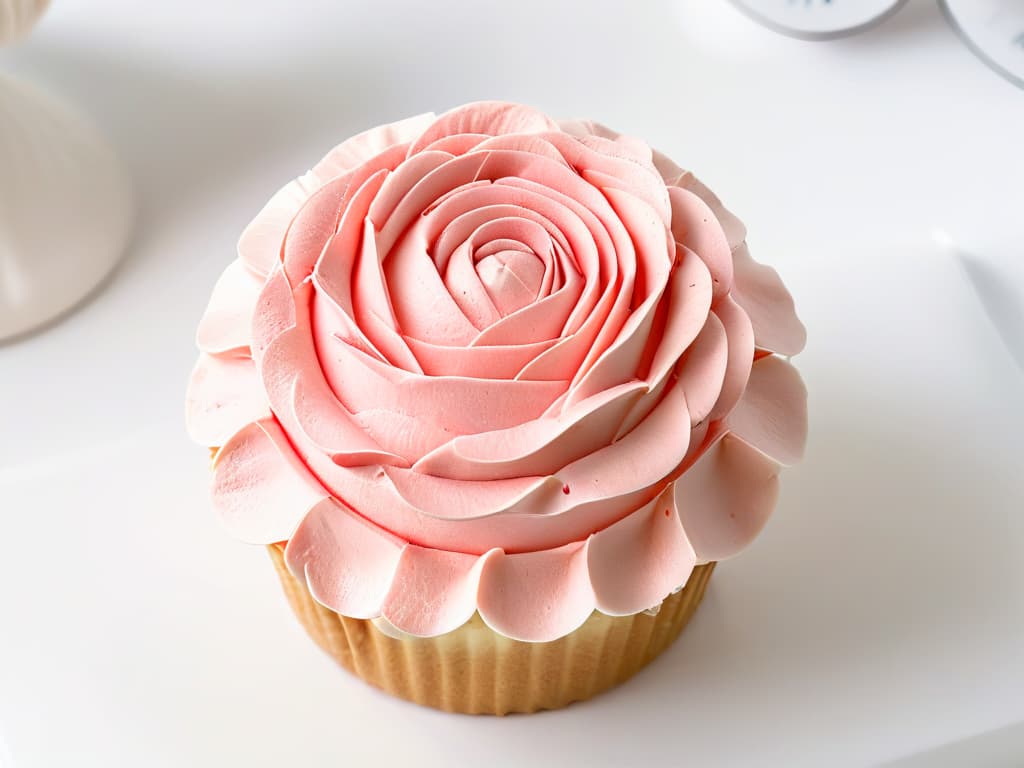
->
[[730, 0, 1024, 90], [0, 75, 133, 340], [728, 0, 908, 40], [941, 0, 1024, 88], [0, 0, 48, 45], [0, 3, 133, 341], [934, 229, 1024, 372]]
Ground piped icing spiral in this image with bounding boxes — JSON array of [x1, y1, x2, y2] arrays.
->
[[187, 102, 807, 642]]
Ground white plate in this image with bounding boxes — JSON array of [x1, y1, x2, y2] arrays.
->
[[2, 239, 1021, 768]]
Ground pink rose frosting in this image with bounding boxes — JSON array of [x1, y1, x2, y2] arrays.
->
[[186, 102, 807, 642]]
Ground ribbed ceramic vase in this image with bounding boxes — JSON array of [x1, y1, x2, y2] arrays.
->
[[0, 1, 133, 340]]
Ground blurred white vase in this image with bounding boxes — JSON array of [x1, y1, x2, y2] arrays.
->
[[0, 75, 133, 340], [0, 0, 50, 45], [0, 2, 134, 341]]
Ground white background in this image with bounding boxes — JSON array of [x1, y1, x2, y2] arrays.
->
[[1, 1, 1023, 766]]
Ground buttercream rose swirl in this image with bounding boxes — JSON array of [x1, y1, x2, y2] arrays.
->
[[187, 102, 807, 641]]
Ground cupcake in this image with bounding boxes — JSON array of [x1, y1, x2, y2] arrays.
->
[[186, 101, 807, 715]]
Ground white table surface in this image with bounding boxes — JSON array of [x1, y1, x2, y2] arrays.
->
[[2, 1, 1023, 766]]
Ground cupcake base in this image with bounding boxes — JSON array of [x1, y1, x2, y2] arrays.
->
[[269, 545, 714, 715]]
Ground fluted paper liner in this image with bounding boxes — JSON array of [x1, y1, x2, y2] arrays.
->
[[269, 544, 714, 714]]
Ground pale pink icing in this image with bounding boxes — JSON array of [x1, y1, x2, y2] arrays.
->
[[186, 102, 808, 642]]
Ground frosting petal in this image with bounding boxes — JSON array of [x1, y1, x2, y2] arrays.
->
[[555, 376, 691, 508], [412, 380, 648, 480], [731, 242, 807, 356], [642, 246, 714, 388], [212, 419, 326, 543], [195, 259, 264, 357], [185, 354, 270, 446], [249, 266, 297, 360], [709, 295, 756, 422], [404, 335, 557, 379], [408, 101, 558, 155], [674, 433, 781, 562], [310, 112, 435, 184], [676, 171, 747, 250], [650, 148, 685, 185], [669, 186, 734, 300], [284, 497, 404, 619], [542, 131, 670, 227], [237, 180, 310, 278], [313, 169, 424, 372], [676, 313, 730, 426], [563, 187, 673, 407], [381, 225, 481, 346], [321, 336, 568, 451], [727, 355, 808, 466], [588, 487, 696, 616], [281, 174, 351, 286], [381, 546, 493, 637], [477, 542, 594, 642]]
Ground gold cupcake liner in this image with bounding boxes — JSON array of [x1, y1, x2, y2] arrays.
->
[[268, 544, 714, 715]]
